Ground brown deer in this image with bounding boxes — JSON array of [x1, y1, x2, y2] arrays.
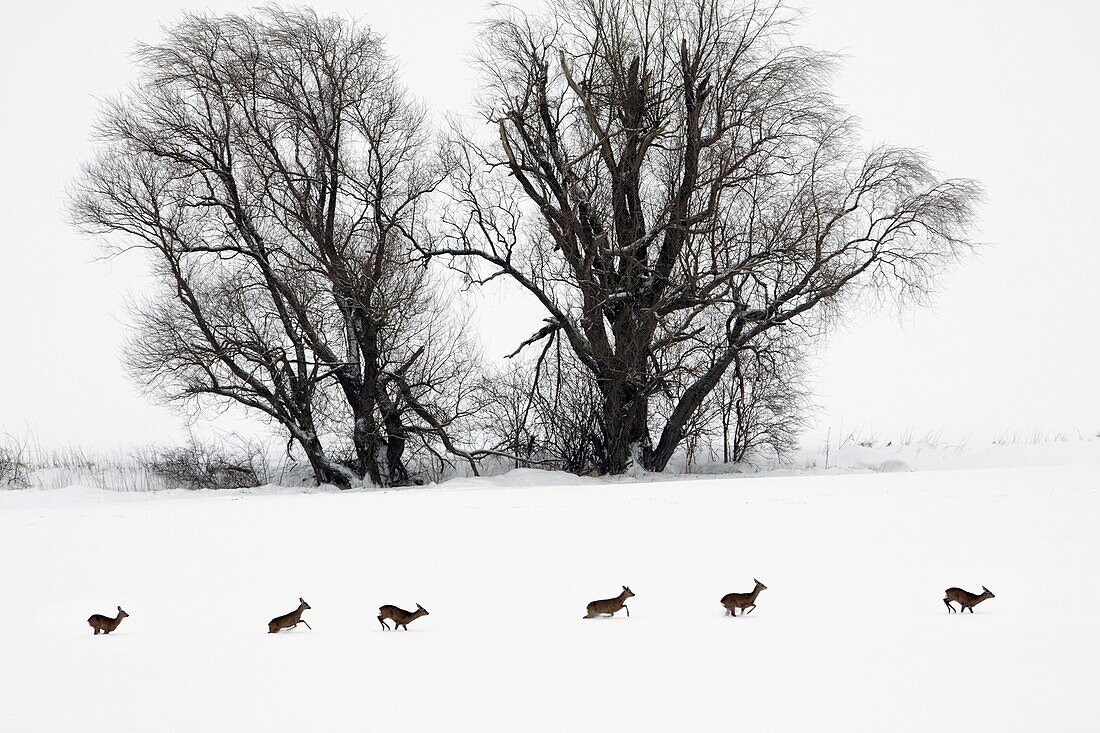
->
[[268, 598, 312, 633], [721, 579, 767, 616], [88, 606, 129, 635], [378, 603, 429, 630], [584, 586, 635, 619], [943, 585, 995, 613]]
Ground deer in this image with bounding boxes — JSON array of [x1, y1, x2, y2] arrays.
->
[[378, 603, 429, 630], [721, 579, 767, 616], [583, 586, 635, 619], [943, 585, 995, 613], [268, 598, 312, 633], [87, 606, 129, 635]]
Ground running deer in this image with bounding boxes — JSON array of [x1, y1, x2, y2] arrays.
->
[[378, 603, 429, 630], [584, 586, 635, 619], [721, 579, 767, 616], [87, 606, 129, 635], [268, 598, 312, 633], [943, 585, 995, 613]]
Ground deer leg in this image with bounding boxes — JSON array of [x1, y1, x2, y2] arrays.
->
[[746, 605, 756, 614], [967, 606, 974, 613], [378, 616, 388, 630], [624, 605, 629, 617], [943, 598, 954, 613], [299, 620, 312, 630]]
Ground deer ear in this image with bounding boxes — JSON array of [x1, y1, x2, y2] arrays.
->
[[299, 597, 304, 603]]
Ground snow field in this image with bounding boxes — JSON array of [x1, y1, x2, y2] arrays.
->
[[2, 462, 1098, 731]]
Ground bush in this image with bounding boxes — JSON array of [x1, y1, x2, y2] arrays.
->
[[143, 440, 263, 490], [0, 439, 30, 488]]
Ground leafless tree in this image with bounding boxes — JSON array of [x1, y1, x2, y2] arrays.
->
[[72, 7, 471, 487], [480, 333, 605, 472], [708, 333, 809, 464], [434, 0, 981, 474], [479, 363, 545, 469]]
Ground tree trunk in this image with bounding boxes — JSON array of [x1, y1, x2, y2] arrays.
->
[[353, 413, 382, 486], [381, 408, 410, 486], [598, 376, 651, 474], [595, 307, 657, 473], [340, 314, 411, 488], [297, 432, 351, 490]]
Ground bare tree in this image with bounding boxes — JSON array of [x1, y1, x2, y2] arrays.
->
[[709, 335, 809, 464], [480, 334, 605, 472], [434, 0, 980, 474], [72, 7, 467, 487], [76, 151, 350, 485], [478, 364, 542, 469]]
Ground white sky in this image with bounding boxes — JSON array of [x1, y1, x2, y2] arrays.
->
[[1, 0, 1097, 450]]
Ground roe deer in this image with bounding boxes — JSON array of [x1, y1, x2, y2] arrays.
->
[[584, 586, 635, 619], [88, 606, 129, 635], [721, 579, 767, 616], [943, 585, 995, 613], [378, 603, 429, 630], [268, 598, 312, 633]]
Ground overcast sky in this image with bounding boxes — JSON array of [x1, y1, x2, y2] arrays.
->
[[1, 0, 1097, 451]]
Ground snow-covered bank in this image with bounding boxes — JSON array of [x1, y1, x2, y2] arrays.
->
[[2, 461, 1098, 731], [8, 434, 1098, 493], [448, 437, 1100, 489], [756, 435, 1100, 474]]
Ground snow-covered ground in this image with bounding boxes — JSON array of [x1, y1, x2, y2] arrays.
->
[[2, 444, 1099, 731]]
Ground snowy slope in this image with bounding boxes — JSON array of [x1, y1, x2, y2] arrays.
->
[[2, 461, 1098, 731]]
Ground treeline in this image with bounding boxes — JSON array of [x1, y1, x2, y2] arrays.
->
[[70, 1, 979, 488]]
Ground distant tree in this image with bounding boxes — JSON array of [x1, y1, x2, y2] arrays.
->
[[708, 334, 809, 464], [480, 336, 604, 472], [435, 0, 981, 474], [72, 7, 471, 487]]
